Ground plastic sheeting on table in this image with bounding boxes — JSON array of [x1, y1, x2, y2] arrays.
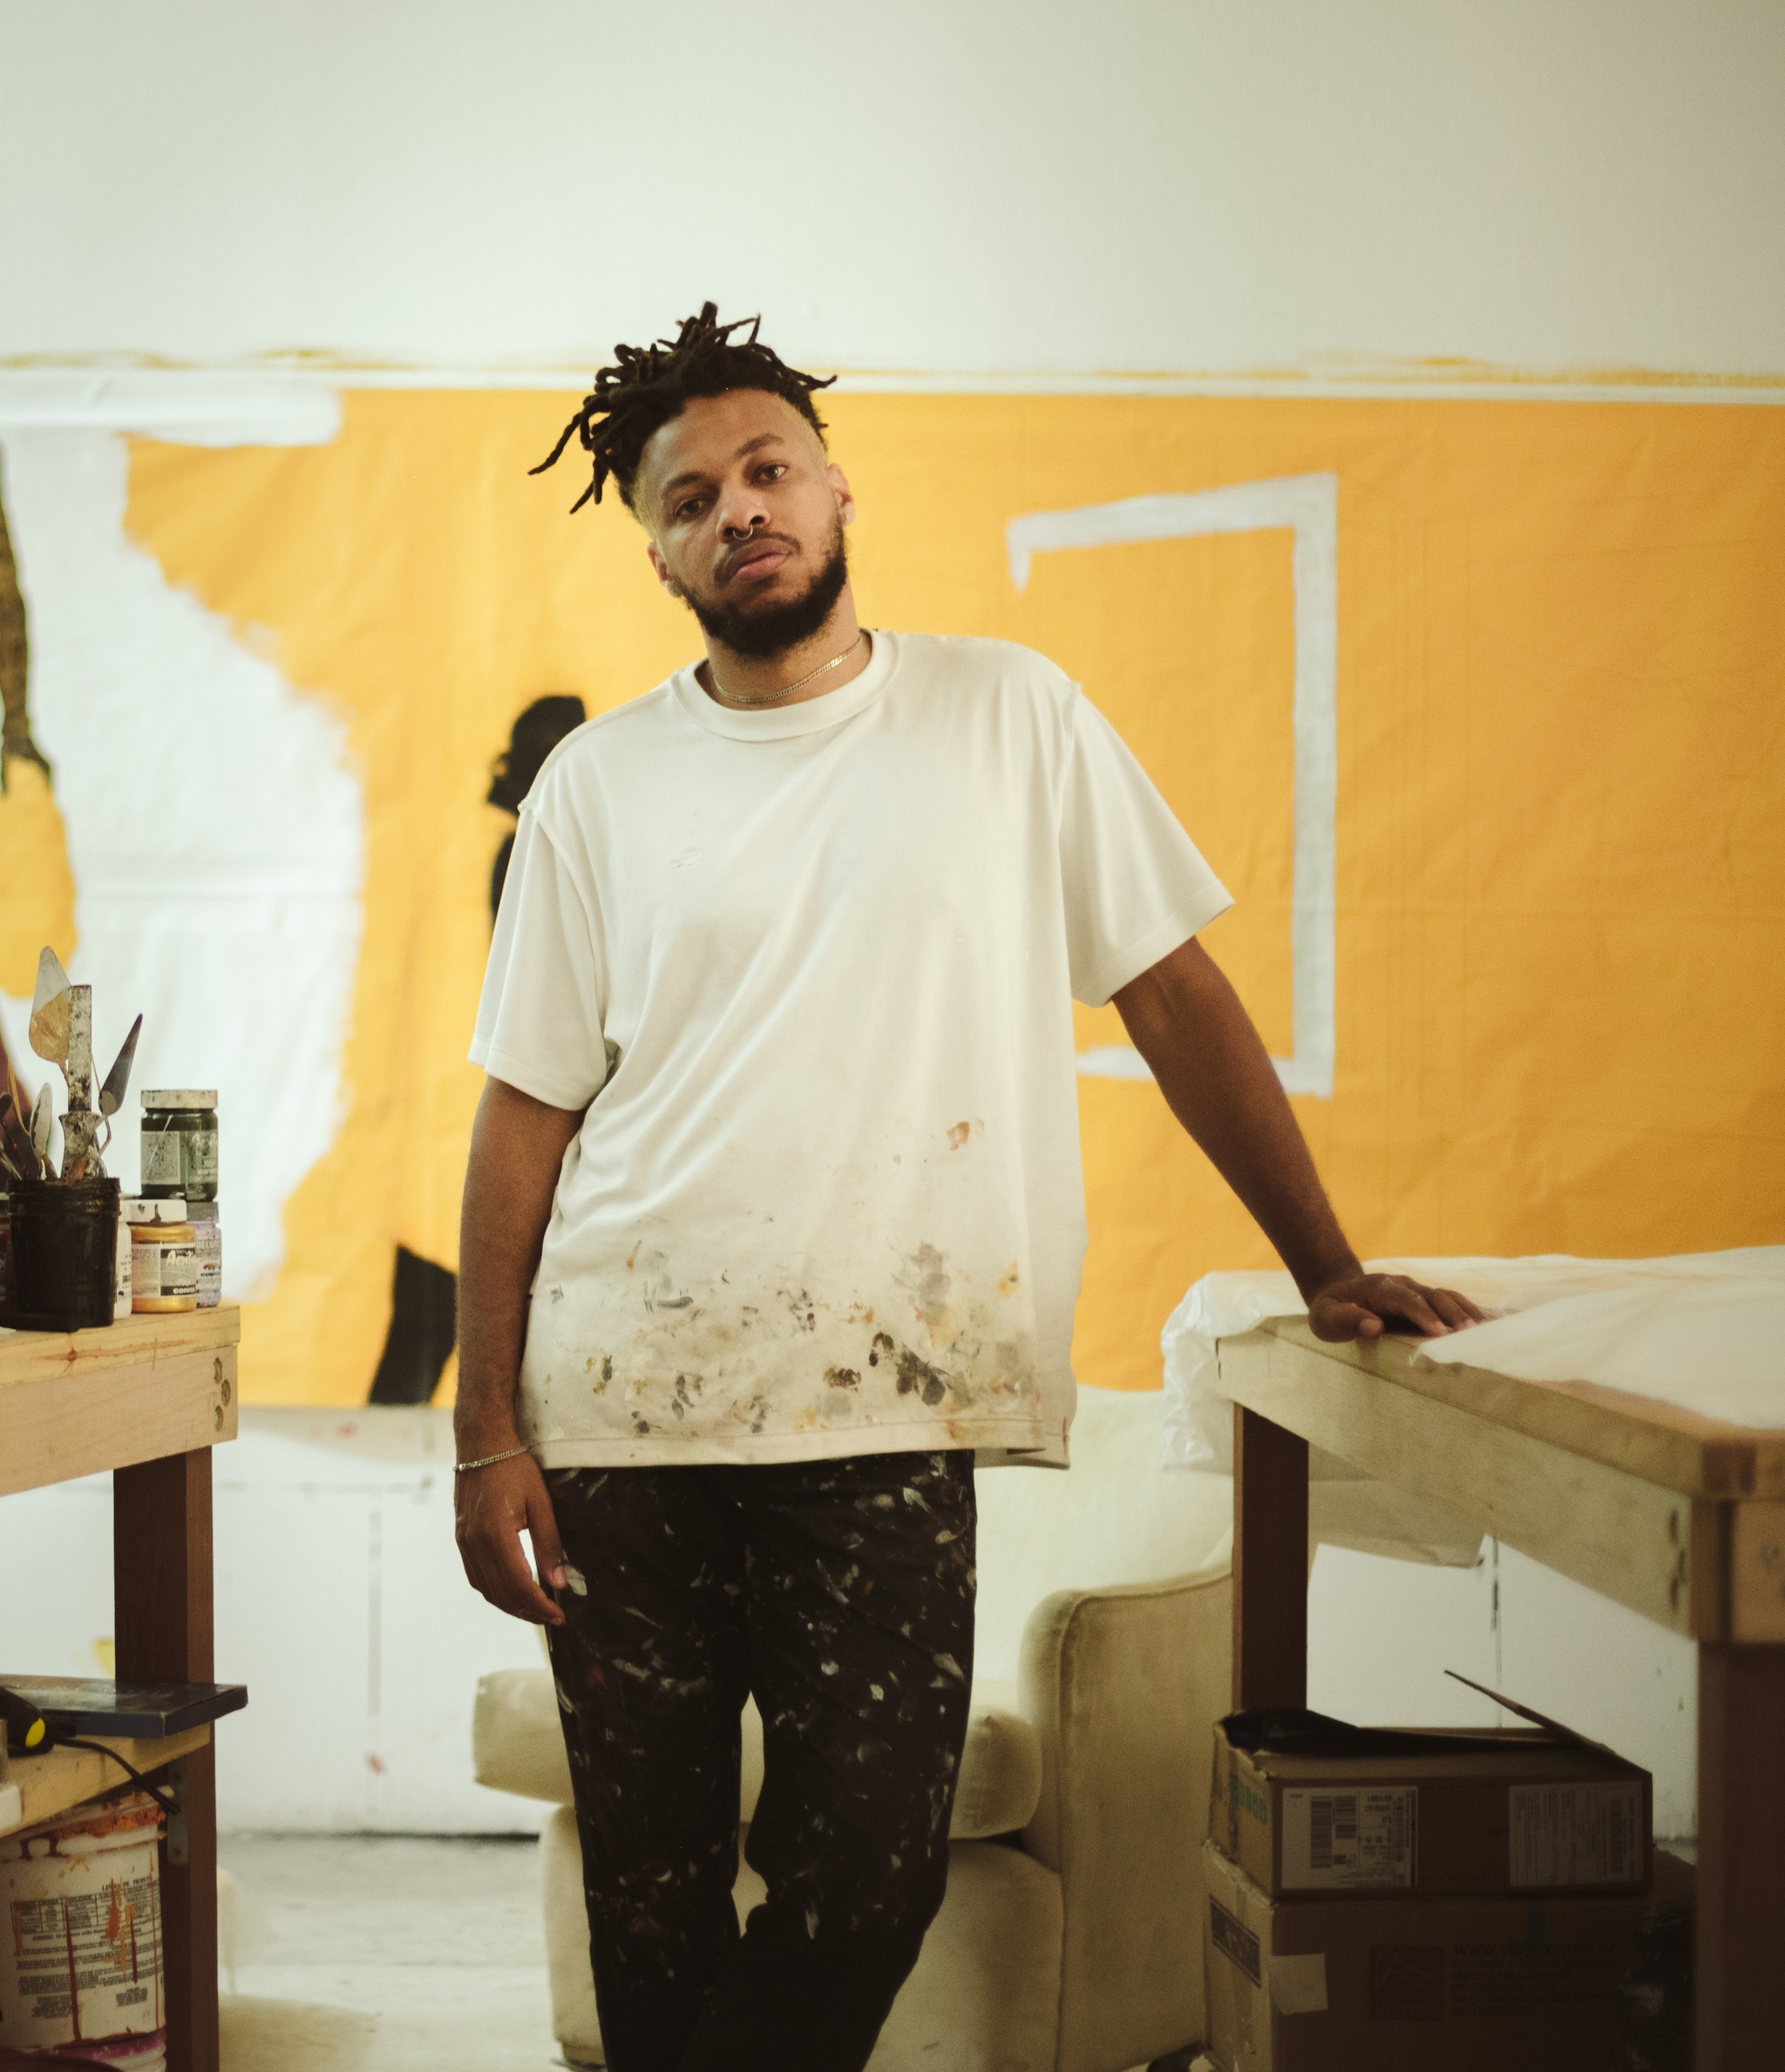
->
[[1410, 1252, 1785, 1430], [1159, 1250, 1785, 1569]]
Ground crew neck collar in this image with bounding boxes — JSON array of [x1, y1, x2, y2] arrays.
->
[[670, 629, 897, 741]]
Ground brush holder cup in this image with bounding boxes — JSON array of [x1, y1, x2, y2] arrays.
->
[[6, 1179, 121, 1331]]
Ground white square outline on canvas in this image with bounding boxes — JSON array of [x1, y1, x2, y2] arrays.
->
[[1007, 475, 1338, 1098]]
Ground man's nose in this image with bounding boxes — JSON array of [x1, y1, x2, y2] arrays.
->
[[717, 483, 771, 539]]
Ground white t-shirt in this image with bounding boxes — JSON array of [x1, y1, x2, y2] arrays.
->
[[470, 631, 1231, 1469]]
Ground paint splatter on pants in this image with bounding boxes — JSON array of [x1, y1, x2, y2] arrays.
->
[[545, 1449, 976, 2072]]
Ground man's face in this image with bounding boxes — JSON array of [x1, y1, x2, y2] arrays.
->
[[636, 389, 855, 657]]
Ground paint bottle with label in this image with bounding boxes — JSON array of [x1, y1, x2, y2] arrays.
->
[[113, 1208, 133, 1321], [190, 1199, 222, 1310], [125, 1196, 199, 1314], [140, 1090, 219, 1206]]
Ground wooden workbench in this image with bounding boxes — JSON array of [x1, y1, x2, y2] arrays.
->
[[1, 1303, 240, 2072], [1219, 1316, 1785, 2072]]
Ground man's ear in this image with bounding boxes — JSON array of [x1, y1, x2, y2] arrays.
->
[[646, 540, 684, 600], [828, 463, 857, 528]]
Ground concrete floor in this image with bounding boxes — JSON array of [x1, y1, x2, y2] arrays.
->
[[213, 1832, 1191, 2071], [218, 1834, 561, 2072]]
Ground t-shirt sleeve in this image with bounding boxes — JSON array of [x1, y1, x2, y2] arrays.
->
[[468, 808, 610, 1110], [1059, 690, 1234, 1007]]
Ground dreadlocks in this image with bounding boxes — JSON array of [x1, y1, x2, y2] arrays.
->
[[532, 302, 836, 515]]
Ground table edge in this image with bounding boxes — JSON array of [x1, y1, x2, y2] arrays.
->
[[1246, 1315, 1783, 1498]]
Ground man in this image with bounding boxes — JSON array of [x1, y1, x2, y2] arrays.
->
[[456, 304, 1479, 2072]]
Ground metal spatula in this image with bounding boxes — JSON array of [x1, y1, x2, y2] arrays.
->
[[29, 1084, 57, 1180], [65, 1012, 143, 1182], [28, 948, 71, 1070], [99, 1016, 143, 1122]]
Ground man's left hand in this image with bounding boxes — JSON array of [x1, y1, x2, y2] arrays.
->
[[1307, 1271, 1483, 1343]]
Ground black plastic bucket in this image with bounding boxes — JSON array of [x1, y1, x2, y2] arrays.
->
[[7, 1179, 120, 1330]]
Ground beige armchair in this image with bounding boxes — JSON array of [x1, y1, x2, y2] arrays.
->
[[472, 1387, 1233, 2072]]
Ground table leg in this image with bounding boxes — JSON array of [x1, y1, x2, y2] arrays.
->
[[114, 1449, 218, 2072], [1232, 1404, 1309, 1710], [1697, 1641, 1785, 2070]]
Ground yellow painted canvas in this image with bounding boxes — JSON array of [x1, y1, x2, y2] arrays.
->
[[11, 388, 1766, 1403]]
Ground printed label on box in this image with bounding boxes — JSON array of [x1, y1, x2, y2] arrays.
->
[[1508, 1781, 1643, 1886], [1232, 1772, 1271, 1827], [1211, 1898, 1262, 1987], [1281, 1786, 1417, 1889]]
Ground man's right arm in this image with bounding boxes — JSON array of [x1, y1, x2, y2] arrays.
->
[[454, 1075, 584, 1626]]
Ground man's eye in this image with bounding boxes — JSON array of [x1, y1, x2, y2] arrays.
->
[[675, 499, 705, 520], [759, 465, 786, 483]]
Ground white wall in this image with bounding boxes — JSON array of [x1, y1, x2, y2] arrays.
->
[[0, 1412, 548, 1835], [3, 0, 1782, 379]]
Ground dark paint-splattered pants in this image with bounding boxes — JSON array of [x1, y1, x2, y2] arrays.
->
[[545, 1449, 976, 2072]]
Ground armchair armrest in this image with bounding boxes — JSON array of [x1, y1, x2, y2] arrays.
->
[[473, 1668, 574, 1804], [1018, 1562, 1232, 2072]]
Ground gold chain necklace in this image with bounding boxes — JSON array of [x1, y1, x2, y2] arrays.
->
[[709, 628, 866, 710]]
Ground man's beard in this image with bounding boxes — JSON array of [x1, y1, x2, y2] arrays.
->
[[687, 524, 850, 659]]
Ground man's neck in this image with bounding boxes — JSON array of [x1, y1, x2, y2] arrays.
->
[[698, 600, 869, 711]]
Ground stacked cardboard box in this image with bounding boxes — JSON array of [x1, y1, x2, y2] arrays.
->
[[1201, 1694, 1680, 2071]]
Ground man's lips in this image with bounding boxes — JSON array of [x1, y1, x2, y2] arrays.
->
[[722, 540, 793, 584]]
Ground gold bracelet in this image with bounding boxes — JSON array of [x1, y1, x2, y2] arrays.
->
[[454, 1445, 532, 1475]]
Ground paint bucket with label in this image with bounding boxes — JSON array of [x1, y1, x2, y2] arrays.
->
[[0, 1791, 166, 2070]]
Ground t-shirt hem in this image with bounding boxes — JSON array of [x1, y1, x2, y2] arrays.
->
[[469, 1040, 599, 1113], [527, 1411, 1049, 1471], [1076, 887, 1235, 1009]]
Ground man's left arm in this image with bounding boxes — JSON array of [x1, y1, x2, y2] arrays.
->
[[1113, 935, 1482, 1342]]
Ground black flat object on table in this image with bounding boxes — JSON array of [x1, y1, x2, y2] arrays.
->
[[0, 1676, 248, 1738]]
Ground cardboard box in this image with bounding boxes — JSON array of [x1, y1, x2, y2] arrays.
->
[[1202, 1839, 1687, 2072], [1210, 1712, 1650, 1899]]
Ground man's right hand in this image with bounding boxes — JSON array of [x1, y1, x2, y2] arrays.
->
[[454, 1449, 569, 1627]]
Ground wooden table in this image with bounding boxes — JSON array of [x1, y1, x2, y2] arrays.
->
[[1219, 1317, 1785, 2072], [1, 1304, 240, 2072]]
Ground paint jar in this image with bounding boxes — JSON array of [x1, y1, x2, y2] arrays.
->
[[139, 1090, 218, 1206], [7, 1178, 122, 1330], [190, 1199, 222, 1310], [0, 1790, 166, 2070], [124, 1198, 198, 1315]]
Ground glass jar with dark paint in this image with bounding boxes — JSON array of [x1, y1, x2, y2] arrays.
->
[[140, 1090, 219, 1205]]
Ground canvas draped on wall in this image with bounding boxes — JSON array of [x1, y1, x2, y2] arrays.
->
[[0, 391, 1779, 1405]]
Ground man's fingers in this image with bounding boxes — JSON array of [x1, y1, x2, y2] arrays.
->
[[455, 1460, 567, 1627], [495, 1530, 566, 1626], [470, 1531, 562, 1626], [1383, 1278, 1486, 1334], [1426, 1284, 1484, 1329], [526, 1478, 568, 1593], [1309, 1274, 1487, 1345], [1381, 1283, 1448, 1335], [1308, 1298, 1383, 1343]]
